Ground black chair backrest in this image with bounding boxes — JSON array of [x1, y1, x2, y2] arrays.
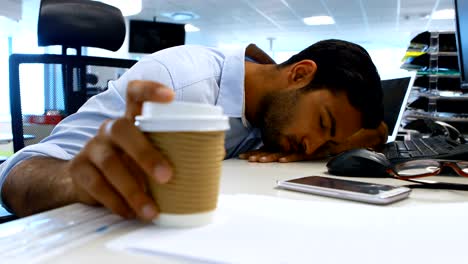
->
[[38, 0, 126, 53]]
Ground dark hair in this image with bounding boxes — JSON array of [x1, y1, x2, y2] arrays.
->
[[279, 39, 383, 129]]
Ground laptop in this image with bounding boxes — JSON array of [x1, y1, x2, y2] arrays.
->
[[381, 73, 416, 143], [380, 73, 468, 163]]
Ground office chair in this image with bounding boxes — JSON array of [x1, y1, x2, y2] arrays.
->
[[9, 0, 137, 152]]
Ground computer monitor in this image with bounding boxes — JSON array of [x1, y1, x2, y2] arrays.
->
[[454, 0, 468, 89], [128, 20, 186, 54]]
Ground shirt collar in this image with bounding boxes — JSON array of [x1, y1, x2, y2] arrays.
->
[[216, 44, 275, 128], [216, 45, 249, 127]]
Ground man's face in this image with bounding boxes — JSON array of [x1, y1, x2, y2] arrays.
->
[[258, 88, 362, 155]]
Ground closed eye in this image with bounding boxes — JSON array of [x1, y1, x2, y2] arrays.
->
[[319, 114, 325, 129], [301, 141, 307, 153], [325, 107, 336, 138]]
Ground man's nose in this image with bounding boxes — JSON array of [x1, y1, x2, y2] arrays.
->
[[303, 137, 326, 155]]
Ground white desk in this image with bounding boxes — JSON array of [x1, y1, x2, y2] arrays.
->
[[2, 159, 468, 263]]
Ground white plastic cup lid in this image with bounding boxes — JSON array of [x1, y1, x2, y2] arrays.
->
[[136, 101, 230, 132]]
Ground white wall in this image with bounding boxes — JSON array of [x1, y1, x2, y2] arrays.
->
[[368, 48, 411, 79]]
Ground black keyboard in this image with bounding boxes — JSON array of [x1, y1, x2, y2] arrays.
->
[[384, 135, 468, 163]]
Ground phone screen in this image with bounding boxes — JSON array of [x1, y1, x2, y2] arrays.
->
[[286, 176, 396, 195]]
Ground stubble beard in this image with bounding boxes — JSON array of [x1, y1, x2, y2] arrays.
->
[[257, 90, 299, 151]]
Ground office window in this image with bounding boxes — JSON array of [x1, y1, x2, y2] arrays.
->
[[0, 37, 10, 121], [11, 34, 46, 116], [0, 32, 47, 121]]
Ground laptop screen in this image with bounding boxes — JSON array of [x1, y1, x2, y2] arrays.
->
[[381, 73, 416, 143]]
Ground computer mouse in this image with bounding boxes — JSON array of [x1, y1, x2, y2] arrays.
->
[[326, 148, 392, 178]]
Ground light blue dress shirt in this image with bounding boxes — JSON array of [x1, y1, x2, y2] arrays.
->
[[0, 45, 263, 209]]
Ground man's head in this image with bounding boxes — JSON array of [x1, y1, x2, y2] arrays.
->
[[257, 39, 383, 154]]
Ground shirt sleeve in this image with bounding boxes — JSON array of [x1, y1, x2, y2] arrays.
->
[[0, 57, 175, 210]]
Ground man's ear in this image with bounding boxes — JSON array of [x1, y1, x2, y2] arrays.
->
[[288, 60, 317, 89]]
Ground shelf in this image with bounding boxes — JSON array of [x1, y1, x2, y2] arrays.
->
[[405, 110, 468, 123], [401, 30, 468, 133], [416, 71, 460, 77], [431, 51, 458, 56], [416, 90, 468, 100], [416, 73, 460, 78]]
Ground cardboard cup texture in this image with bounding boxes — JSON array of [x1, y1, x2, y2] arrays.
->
[[136, 101, 229, 228], [146, 131, 225, 214]]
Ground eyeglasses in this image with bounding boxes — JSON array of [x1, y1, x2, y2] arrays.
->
[[387, 159, 468, 179], [387, 159, 468, 190]]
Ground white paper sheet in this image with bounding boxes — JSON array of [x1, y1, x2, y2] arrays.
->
[[108, 195, 468, 264]]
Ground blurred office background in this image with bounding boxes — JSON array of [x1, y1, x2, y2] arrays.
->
[[0, 0, 458, 155]]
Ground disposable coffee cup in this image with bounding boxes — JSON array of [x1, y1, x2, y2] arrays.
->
[[135, 101, 230, 228]]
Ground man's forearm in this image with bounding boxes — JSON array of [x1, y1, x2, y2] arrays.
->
[[2, 157, 78, 217]]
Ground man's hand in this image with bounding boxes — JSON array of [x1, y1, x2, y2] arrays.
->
[[240, 122, 388, 163], [68, 81, 174, 221], [3, 81, 175, 219], [239, 149, 314, 163]]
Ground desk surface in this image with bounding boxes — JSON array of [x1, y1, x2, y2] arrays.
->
[[2, 159, 468, 263]]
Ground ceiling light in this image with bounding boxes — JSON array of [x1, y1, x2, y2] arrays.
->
[[94, 0, 142, 17], [185, 24, 200, 32], [161, 12, 199, 21], [172, 12, 194, 21], [431, 9, 455, 20], [303, 15, 335, 26]]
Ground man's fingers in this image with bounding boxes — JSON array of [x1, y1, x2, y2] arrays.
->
[[240, 149, 296, 162], [256, 152, 288, 163], [239, 148, 275, 160], [238, 153, 249, 159], [238, 150, 264, 159], [244, 152, 286, 163], [87, 139, 158, 221], [246, 152, 271, 162], [125, 80, 175, 119], [278, 153, 308, 163], [240, 149, 314, 163], [101, 119, 173, 184], [70, 157, 134, 218], [122, 153, 148, 193]]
